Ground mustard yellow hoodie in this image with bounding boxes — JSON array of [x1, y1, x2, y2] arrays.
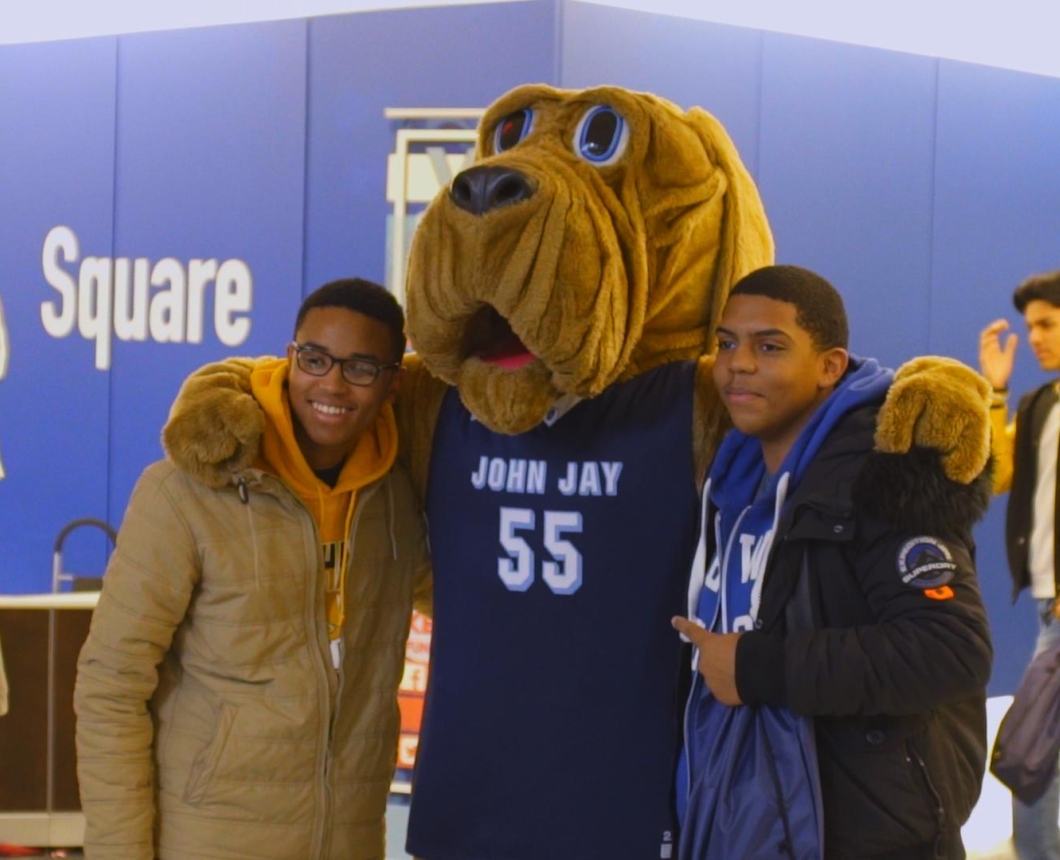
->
[[250, 358, 398, 645]]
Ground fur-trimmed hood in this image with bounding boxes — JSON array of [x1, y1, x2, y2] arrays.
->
[[802, 402, 992, 537], [856, 446, 993, 538]]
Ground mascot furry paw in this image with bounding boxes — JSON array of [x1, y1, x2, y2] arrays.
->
[[164, 84, 991, 860]]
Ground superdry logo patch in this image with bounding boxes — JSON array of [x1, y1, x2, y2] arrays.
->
[[897, 536, 957, 589]]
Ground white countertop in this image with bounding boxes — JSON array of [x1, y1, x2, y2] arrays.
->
[[0, 592, 100, 609]]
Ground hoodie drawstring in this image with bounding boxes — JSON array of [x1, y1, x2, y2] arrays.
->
[[749, 472, 790, 622], [387, 478, 397, 561], [338, 491, 354, 629], [687, 478, 713, 620]]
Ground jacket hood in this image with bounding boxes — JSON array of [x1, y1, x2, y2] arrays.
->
[[854, 447, 994, 538]]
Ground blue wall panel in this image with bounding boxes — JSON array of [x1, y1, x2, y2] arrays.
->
[[931, 61, 1060, 369], [0, 38, 117, 592], [304, 1, 556, 293], [757, 33, 939, 369], [931, 61, 1060, 694], [559, 2, 762, 175], [107, 20, 309, 527]]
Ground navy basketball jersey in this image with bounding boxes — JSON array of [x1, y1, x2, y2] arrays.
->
[[407, 362, 700, 860]]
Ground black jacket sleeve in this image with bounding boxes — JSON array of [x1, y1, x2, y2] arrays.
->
[[736, 446, 993, 716], [778, 528, 989, 716]]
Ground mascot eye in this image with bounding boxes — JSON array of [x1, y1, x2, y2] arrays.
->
[[573, 106, 628, 165], [493, 109, 534, 153]]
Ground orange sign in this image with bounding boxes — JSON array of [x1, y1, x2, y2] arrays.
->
[[397, 610, 432, 769]]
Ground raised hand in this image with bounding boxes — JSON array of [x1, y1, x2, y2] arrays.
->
[[978, 318, 1018, 391]]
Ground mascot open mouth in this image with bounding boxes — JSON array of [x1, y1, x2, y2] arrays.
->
[[463, 305, 536, 370]]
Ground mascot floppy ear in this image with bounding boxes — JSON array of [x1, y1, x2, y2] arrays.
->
[[687, 108, 775, 342], [628, 99, 774, 376]]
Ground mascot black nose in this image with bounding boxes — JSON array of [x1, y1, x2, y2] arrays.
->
[[450, 165, 534, 215]]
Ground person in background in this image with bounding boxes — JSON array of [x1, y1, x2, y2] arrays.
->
[[674, 265, 992, 859], [75, 278, 430, 860], [980, 269, 1060, 860]]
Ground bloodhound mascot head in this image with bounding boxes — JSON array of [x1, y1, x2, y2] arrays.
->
[[405, 84, 772, 436]]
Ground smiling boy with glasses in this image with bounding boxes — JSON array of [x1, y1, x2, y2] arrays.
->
[[75, 277, 431, 860]]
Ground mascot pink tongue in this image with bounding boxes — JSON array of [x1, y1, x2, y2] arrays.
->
[[479, 331, 535, 369], [462, 303, 538, 370]]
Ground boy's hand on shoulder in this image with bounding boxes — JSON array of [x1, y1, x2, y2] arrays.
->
[[672, 616, 744, 706]]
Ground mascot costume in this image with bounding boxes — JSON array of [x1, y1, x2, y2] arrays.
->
[[165, 85, 990, 859]]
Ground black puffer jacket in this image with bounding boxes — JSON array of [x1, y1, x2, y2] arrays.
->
[[734, 405, 993, 860]]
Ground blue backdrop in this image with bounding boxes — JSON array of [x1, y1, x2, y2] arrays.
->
[[2, 0, 1059, 695]]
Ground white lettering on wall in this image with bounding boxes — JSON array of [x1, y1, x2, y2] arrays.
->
[[215, 259, 252, 347], [41, 225, 79, 337], [113, 258, 149, 342], [39, 226, 253, 369]]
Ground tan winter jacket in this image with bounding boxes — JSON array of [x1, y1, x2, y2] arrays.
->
[[75, 365, 431, 860]]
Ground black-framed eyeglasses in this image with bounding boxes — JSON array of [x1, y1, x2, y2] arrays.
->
[[289, 343, 400, 387]]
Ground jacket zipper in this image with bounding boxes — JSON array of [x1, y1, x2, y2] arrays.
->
[[250, 472, 336, 860], [238, 471, 390, 859], [304, 494, 332, 860], [318, 479, 384, 859], [717, 505, 753, 634], [907, 741, 947, 857]]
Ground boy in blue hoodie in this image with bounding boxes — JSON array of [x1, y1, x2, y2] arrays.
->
[[673, 265, 992, 860]]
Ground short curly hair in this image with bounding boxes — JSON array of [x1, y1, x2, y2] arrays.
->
[[1013, 270, 1060, 314], [294, 278, 405, 362], [728, 265, 848, 351]]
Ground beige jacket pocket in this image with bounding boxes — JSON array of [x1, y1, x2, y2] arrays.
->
[[182, 702, 236, 807]]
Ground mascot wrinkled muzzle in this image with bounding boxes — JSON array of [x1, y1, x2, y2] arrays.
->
[[406, 83, 772, 435]]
